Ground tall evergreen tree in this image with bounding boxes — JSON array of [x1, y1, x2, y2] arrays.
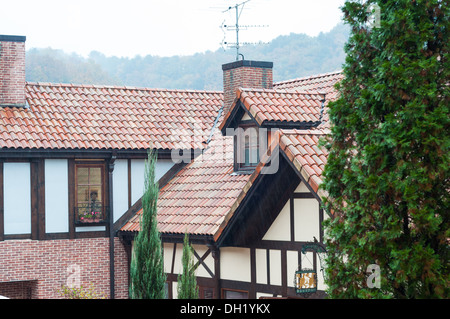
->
[[129, 150, 166, 299], [177, 233, 199, 299], [322, 0, 449, 298]]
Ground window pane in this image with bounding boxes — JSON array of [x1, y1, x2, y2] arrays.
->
[[224, 290, 248, 299], [89, 167, 102, 185], [244, 147, 250, 166], [200, 287, 214, 299], [89, 187, 102, 203], [77, 186, 89, 205], [249, 146, 259, 165], [238, 126, 259, 168], [77, 167, 89, 185]]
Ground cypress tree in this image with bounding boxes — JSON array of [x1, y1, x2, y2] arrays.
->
[[129, 149, 166, 299], [177, 233, 199, 299], [322, 0, 449, 298]]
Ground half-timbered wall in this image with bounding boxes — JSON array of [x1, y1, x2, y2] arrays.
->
[[162, 180, 327, 299], [0, 157, 173, 299], [0, 158, 174, 238]]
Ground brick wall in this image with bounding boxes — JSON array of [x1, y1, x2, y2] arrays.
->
[[0, 237, 128, 299], [222, 60, 273, 115], [0, 35, 27, 107]]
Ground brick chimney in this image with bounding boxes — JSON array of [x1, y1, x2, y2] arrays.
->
[[222, 60, 273, 115], [0, 35, 27, 108]]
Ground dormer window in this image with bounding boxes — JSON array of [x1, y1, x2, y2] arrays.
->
[[235, 124, 262, 172]]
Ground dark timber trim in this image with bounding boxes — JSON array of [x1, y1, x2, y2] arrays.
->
[[0, 161, 3, 241], [0, 35, 26, 42]]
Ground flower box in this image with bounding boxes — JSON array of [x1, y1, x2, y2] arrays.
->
[[74, 207, 108, 225]]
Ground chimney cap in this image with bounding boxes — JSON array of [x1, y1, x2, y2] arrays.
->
[[222, 60, 273, 71], [0, 35, 26, 42]]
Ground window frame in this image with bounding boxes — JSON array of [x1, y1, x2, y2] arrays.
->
[[74, 161, 107, 225], [234, 123, 265, 172], [198, 286, 215, 299]]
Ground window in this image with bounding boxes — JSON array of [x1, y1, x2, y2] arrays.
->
[[199, 286, 214, 299], [236, 125, 260, 171], [75, 163, 106, 224], [222, 289, 248, 299]]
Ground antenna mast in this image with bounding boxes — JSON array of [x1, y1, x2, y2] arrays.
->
[[222, 0, 267, 61]]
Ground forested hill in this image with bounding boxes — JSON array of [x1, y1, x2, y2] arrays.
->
[[25, 23, 349, 91]]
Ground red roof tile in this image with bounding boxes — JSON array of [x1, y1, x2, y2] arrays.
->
[[274, 70, 343, 99], [219, 88, 327, 132], [274, 71, 343, 129], [238, 88, 326, 126], [0, 83, 223, 150], [278, 129, 329, 197]]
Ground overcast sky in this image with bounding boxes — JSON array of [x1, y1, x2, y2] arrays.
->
[[1, 0, 346, 58]]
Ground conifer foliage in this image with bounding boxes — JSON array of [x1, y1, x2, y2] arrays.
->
[[129, 150, 166, 299], [177, 233, 199, 299], [322, 0, 449, 298]]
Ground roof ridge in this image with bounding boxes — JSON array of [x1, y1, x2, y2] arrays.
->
[[239, 87, 327, 96], [273, 70, 343, 86], [25, 82, 223, 94]]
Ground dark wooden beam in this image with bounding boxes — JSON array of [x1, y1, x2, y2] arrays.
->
[[0, 161, 3, 241], [67, 159, 75, 239], [30, 160, 39, 240], [37, 159, 45, 240]]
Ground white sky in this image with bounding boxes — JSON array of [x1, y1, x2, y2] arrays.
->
[[1, 0, 346, 58]]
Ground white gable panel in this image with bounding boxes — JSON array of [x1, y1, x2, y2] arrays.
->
[[294, 198, 320, 242], [262, 199, 290, 241]]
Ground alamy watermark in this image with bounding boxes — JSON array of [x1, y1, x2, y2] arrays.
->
[[66, 264, 81, 288], [366, 3, 381, 29], [169, 123, 280, 175], [366, 264, 381, 289]]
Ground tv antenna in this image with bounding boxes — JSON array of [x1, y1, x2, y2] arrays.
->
[[221, 0, 268, 61]]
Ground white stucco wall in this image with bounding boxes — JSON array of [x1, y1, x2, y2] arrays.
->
[[294, 198, 320, 242], [262, 199, 290, 241], [130, 159, 174, 205], [3, 162, 31, 235], [220, 247, 251, 282], [112, 159, 128, 222], [45, 159, 69, 233]]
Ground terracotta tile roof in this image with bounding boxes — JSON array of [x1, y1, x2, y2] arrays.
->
[[0, 83, 223, 150], [120, 131, 252, 236], [238, 88, 326, 125], [278, 129, 329, 197], [274, 70, 342, 100], [274, 71, 343, 129], [219, 88, 327, 132]]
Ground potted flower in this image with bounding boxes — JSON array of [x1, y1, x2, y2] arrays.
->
[[79, 210, 102, 223]]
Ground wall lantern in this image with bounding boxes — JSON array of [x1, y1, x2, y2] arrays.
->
[[295, 239, 327, 296], [295, 269, 317, 294]]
